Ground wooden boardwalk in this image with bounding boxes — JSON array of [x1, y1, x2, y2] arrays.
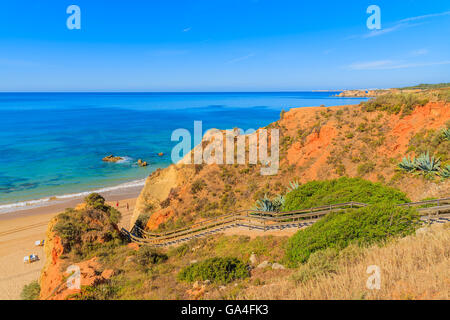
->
[[122, 198, 450, 247]]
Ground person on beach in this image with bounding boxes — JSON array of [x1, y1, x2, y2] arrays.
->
[[126, 203, 129, 211], [116, 201, 119, 208]]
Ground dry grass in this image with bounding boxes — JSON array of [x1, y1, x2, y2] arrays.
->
[[238, 224, 450, 300]]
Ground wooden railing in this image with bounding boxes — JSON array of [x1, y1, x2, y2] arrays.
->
[[122, 198, 450, 247]]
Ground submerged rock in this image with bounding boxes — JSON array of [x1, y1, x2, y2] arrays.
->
[[102, 154, 123, 162], [137, 159, 148, 167]]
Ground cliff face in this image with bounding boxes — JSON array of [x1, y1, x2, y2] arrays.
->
[[39, 198, 122, 300], [131, 100, 450, 231], [39, 217, 65, 300]]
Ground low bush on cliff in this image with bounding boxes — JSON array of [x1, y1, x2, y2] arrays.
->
[[361, 92, 429, 116], [407, 127, 450, 163], [53, 194, 123, 256], [70, 283, 118, 300], [282, 177, 409, 211], [285, 203, 420, 265], [21, 280, 40, 300], [136, 246, 168, 267], [178, 257, 249, 284]]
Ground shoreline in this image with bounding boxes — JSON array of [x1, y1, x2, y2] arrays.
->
[[0, 184, 143, 222], [0, 176, 149, 218]]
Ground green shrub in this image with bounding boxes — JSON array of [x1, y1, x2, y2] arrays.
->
[[361, 92, 428, 115], [70, 284, 118, 300], [291, 248, 339, 283], [21, 281, 40, 300], [191, 179, 206, 194], [408, 128, 450, 163], [283, 177, 410, 211], [53, 199, 123, 255], [134, 213, 151, 231], [357, 162, 375, 176], [136, 246, 168, 266], [168, 243, 190, 258], [285, 203, 420, 265], [85, 193, 106, 207], [178, 257, 249, 284], [108, 207, 121, 224]]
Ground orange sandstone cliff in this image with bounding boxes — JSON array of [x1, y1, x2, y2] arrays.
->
[[131, 99, 450, 231]]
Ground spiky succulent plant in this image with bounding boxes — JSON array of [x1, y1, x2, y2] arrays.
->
[[414, 151, 441, 173], [442, 128, 450, 141], [440, 164, 450, 179], [254, 194, 284, 212], [398, 156, 416, 172], [287, 180, 300, 193]]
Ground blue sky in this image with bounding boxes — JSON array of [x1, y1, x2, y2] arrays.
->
[[1, 0, 449, 91]]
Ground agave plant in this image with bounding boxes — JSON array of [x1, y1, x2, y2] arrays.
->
[[398, 156, 416, 172], [440, 164, 450, 179], [287, 180, 300, 193], [442, 128, 450, 141], [272, 194, 286, 208], [415, 151, 441, 173], [254, 194, 284, 212]]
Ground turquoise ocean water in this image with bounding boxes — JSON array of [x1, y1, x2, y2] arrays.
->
[[0, 92, 367, 213]]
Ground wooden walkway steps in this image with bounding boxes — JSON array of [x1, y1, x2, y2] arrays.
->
[[121, 198, 450, 247]]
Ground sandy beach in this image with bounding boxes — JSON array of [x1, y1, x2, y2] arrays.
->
[[0, 191, 139, 300]]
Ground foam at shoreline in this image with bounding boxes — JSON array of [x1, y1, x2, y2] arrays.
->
[[0, 178, 146, 214]]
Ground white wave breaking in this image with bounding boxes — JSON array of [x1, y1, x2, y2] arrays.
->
[[0, 178, 146, 214]]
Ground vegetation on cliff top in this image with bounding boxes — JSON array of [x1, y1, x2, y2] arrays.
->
[[285, 203, 420, 265], [361, 87, 450, 115], [178, 257, 249, 284], [21, 281, 41, 300], [52, 193, 123, 258], [398, 123, 450, 179], [361, 92, 429, 116], [398, 83, 450, 90], [282, 177, 410, 211]]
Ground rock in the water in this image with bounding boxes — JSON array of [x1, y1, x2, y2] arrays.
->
[[102, 154, 123, 162], [256, 261, 272, 269], [137, 159, 148, 167], [249, 253, 257, 265], [271, 263, 285, 270]]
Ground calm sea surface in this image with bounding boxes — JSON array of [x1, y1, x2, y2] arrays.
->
[[0, 92, 368, 212]]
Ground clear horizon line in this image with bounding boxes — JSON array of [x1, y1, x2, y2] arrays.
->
[[0, 89, 386, 94]]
